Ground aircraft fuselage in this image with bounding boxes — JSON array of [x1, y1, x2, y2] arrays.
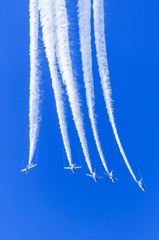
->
[[93, 176, 97, 182], [140, 185, 145, 192], [111, 177, 115, 183]]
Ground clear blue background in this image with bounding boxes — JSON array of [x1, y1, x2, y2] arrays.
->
[[0, 0, 159, 239]]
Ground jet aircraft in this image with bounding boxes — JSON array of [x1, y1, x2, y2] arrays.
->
[[86, 170, 103, 182], [136, 179, 145, 192], [21, 163, 37, 174], [104, 170, 118, 183], [64, 164, 82, 173]]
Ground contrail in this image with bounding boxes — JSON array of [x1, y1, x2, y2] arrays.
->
[[54, 0, 93, 173], [77, 0, 109, 173], [93, 0, 137, 181], [39, 0, 72, 166], [29, 0, 41, 165]]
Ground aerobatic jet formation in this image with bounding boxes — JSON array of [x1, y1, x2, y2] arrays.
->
[[21, 163, 37, 174], [24, 0, 146, 192], [64, 164, 82, 173]]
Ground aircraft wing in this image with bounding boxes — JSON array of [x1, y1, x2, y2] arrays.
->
[[97, 176, 103, 179], [30, 164, 37, 168], [86, 174, 93, 177], [104, 172, 110, 176], [21, 168, 26, 172], [64, 167, 71, 169], [75, 166, 82, 169]]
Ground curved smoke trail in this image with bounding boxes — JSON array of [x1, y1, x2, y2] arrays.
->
[[39, 0, 72, 166], [54, 0, 93, 173], [93, 0, 137, 181], [77, 0, 109, 173], [29, 0, 41, 165]]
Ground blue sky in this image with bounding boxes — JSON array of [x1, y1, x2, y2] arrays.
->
[[0, 0, 159, 239]]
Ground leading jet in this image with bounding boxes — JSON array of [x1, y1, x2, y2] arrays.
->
[[104, 170, 118, 183], [64, 164, 82, 173], [136, 179, 145, 192], [21, 163, 37, 174], [86, 170, 103, 182]]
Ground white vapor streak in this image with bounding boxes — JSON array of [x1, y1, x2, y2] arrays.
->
[[29, 0, 41, 165], [54, 0, 93, 173], [39, 0, 72, 166], [77, 0, 109, 173], [93, 0, 136, 181]]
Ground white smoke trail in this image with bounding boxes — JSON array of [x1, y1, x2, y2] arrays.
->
[[54, 0, 93, 173], [39, 0, 72, 166], [77, 0, 109, 173], [93, 0, 137, 181], [29, 0, 41, 165]]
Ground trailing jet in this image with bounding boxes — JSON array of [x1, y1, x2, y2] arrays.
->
[[64, 164, 82, 173], [21, 163, 37, 174], [104, 170, 118, 183], [136, 179, 145, 192], [86, 170, 103, 182]]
